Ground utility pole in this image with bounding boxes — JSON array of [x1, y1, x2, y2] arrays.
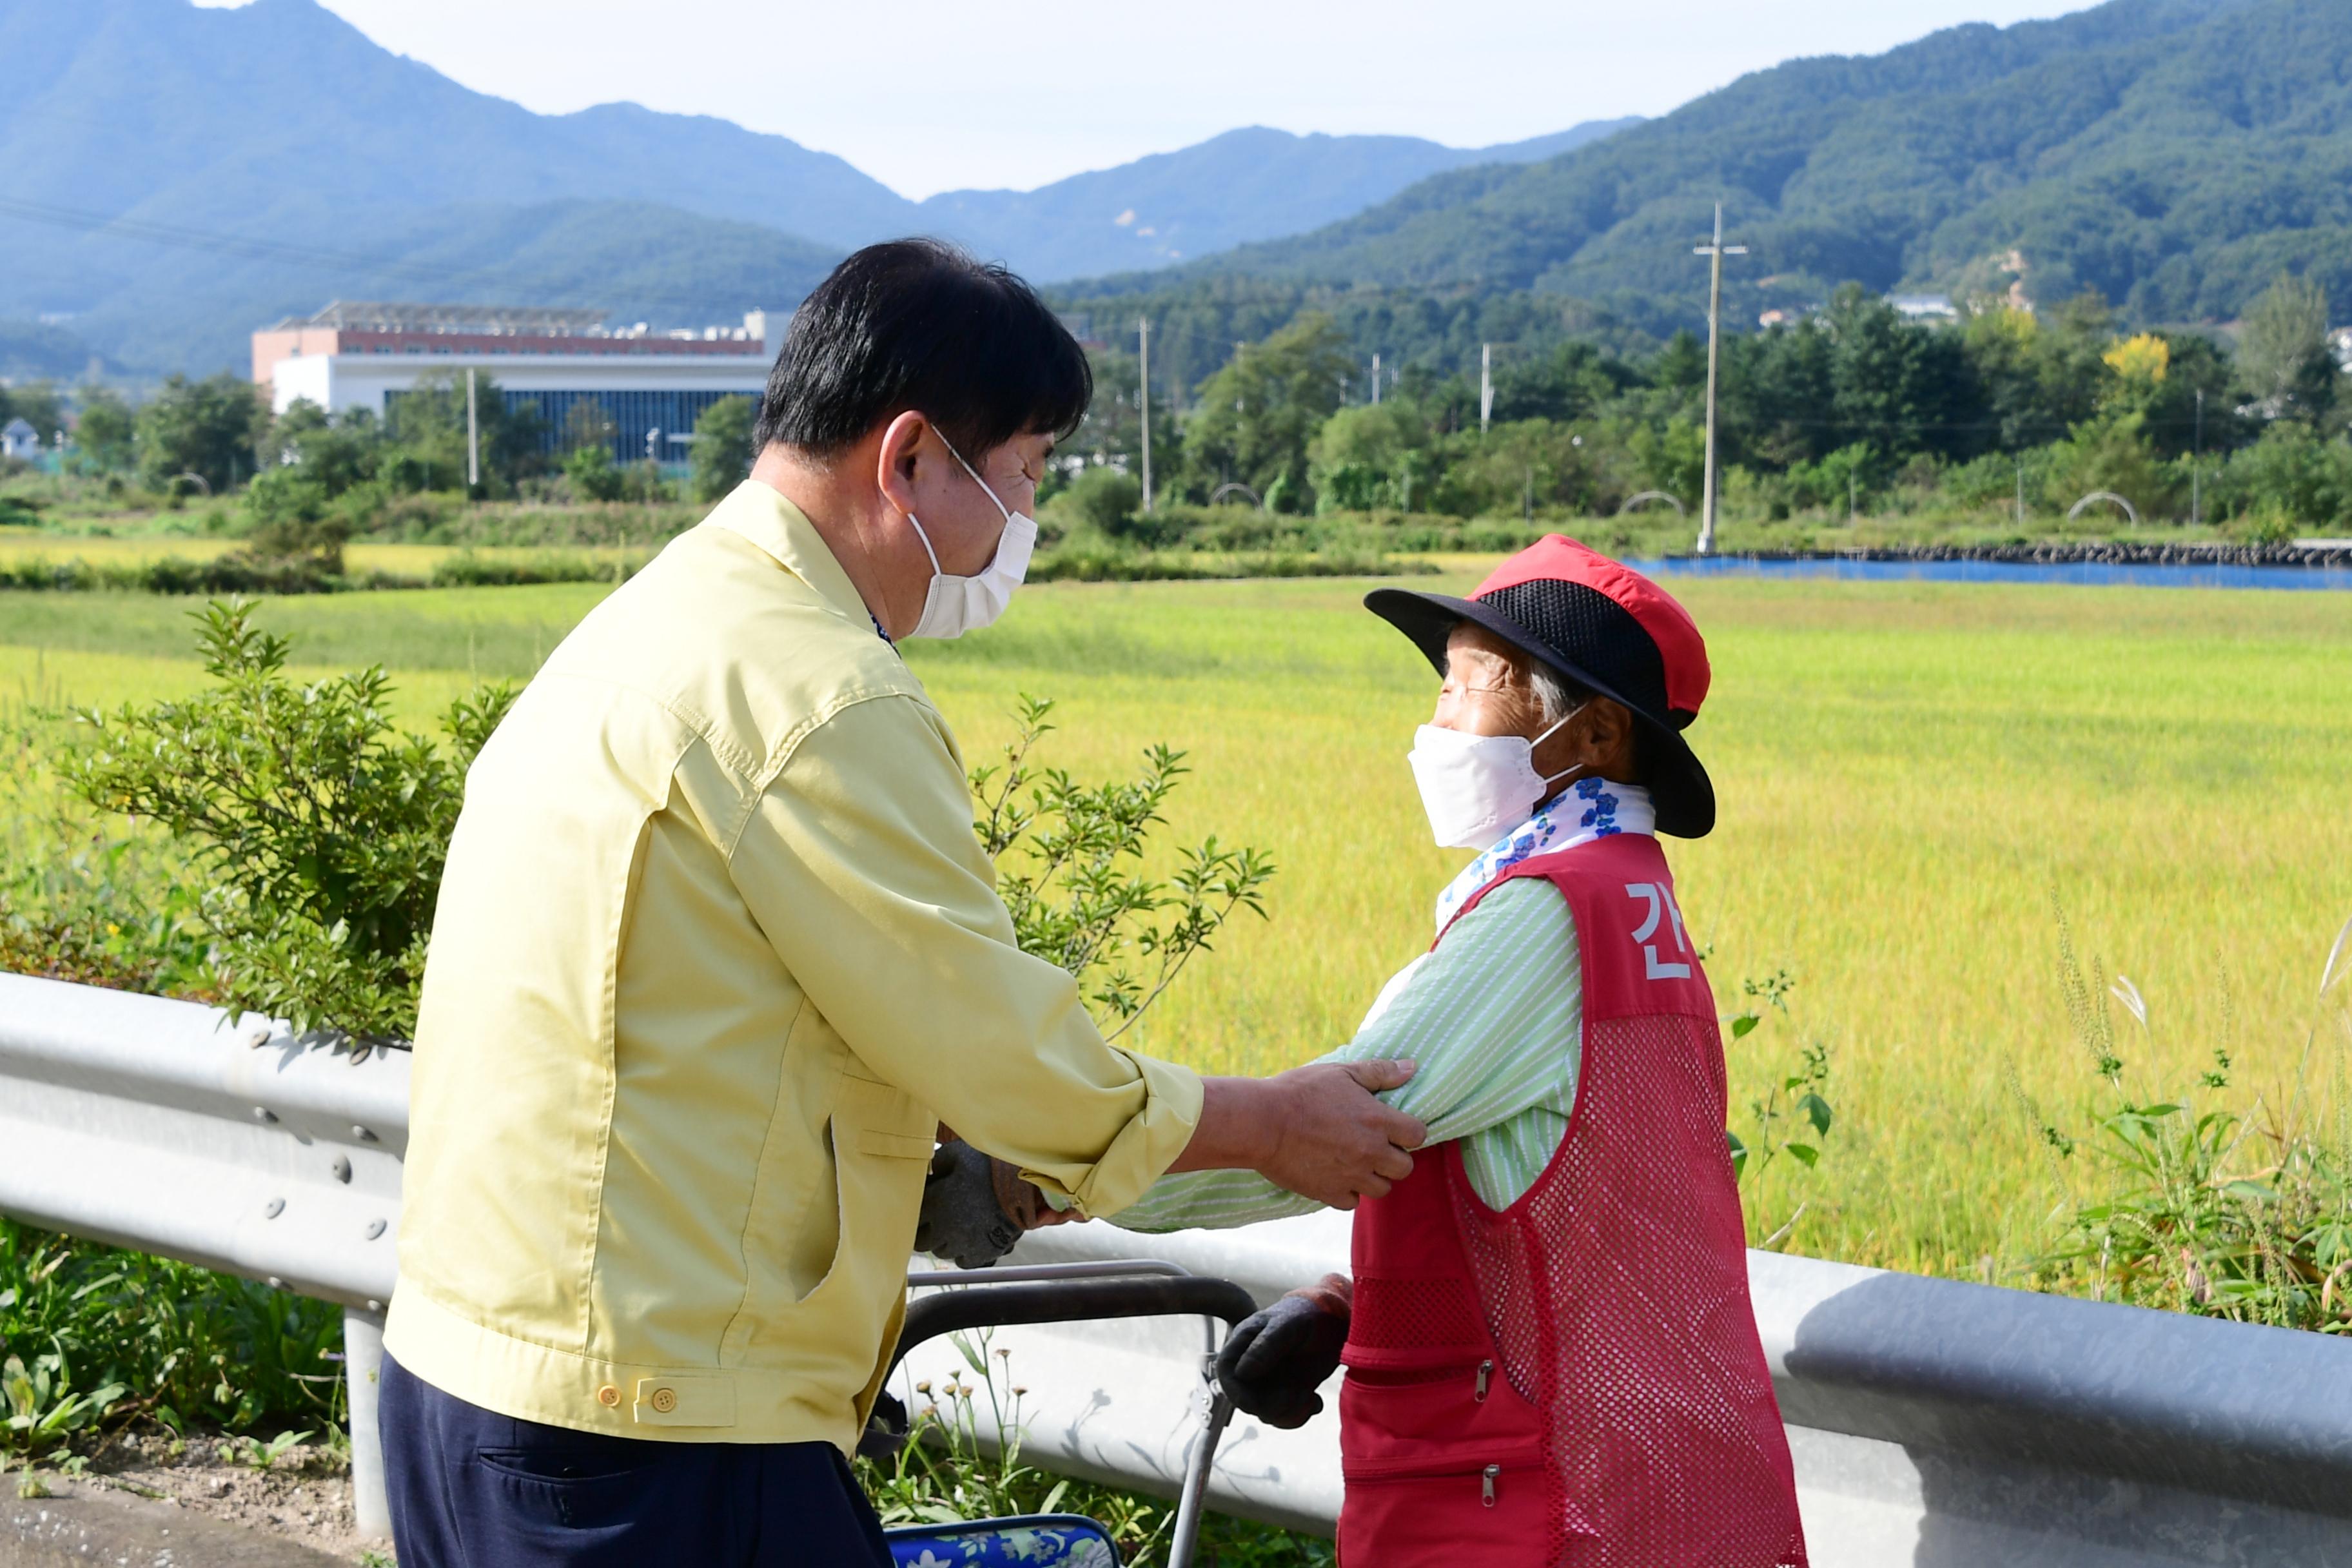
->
[[1137, 317, 1153, 513], [1692, 202, 1746, 556], [1480, 342, 1494, 434], [465, 367, 480, 493], [2192, 386, 2204, 527], [1371, 353, 1382, 406]]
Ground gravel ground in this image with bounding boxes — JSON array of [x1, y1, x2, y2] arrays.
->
[[15, 1432, 386, 1563]]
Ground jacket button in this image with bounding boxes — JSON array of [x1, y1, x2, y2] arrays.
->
[[650, 1387, 678, 1414], [596, 1386, 620, 1407]]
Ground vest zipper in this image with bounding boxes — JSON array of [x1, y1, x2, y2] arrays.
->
[[1481, 1463, 1500, 1507], [1475, 1358, 1493, 1401]]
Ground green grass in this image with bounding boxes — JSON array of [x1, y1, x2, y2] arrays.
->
[[4, 571, 2348, 1286]]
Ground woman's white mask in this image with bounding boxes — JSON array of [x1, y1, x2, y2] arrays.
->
[[1407, 705, 1587, 850], [903, 436, 1038, 640]]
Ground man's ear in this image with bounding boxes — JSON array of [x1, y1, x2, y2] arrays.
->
[[874, 411, 930, 516]]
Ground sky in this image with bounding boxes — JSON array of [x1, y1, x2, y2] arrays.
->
[[200, 0, 2097, 199]]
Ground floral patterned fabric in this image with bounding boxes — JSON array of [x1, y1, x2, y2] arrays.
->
[[1433, 777, 1656, 934], [887, 1516, 1120, 1567]]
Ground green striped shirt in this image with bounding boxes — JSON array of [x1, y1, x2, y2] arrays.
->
[[1111, 876, 1582, 1231]]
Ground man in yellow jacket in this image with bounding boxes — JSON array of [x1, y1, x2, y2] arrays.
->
[[380, 240, 1424, 1566]]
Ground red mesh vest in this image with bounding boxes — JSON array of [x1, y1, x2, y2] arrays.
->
[[1336, 833, 1806, 1567]]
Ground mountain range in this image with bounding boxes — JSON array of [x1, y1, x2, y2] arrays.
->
[[6, 0, 2348, 387], [1068, 0, 2352, 338], [0, 0, 1632, 374]]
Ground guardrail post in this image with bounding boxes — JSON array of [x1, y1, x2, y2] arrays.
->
[[343, 1305, 390, 1540]]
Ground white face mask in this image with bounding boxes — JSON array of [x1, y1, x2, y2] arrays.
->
[[1407, 705, 1587, 850], [903, 435, 1039, 640]]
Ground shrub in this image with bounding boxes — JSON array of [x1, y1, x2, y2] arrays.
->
[[429, 551, 633, 588], [565, 444, 628, 504], [971, 696, 1272, 1037], [238, 466, 349, 575], [56, 601, 515, 1043], [2211, 423, 2352, 530], [1059, 466, 1144, 538], [2039, 411, 2180, 524]]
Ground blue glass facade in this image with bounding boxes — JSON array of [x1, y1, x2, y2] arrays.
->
[[504, 389, 750, 462]]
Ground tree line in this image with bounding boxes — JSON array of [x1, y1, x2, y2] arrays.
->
[[5, 371, 761, 569], [10, 269, 2349, 553], [1051, 274, 2352, 538]]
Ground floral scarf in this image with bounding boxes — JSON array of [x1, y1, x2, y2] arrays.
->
[[1431, 776, 1656, 934]]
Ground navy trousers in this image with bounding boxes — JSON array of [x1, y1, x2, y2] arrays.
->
[[380, 1353, 893, 1567]]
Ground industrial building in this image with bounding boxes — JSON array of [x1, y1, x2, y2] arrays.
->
[[251, 302, 772, 463]]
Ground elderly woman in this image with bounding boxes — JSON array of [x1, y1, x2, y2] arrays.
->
[[1108, 536, 1807, 1567]]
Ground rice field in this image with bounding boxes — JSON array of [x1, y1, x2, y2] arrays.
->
[[3, 567, 2347, 1282]]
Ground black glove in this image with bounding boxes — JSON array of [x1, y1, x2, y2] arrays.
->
[[1214, 1275, 1352, 1429], [856, 1389, 909, 1461], [913, 1139, 1039, 1269]]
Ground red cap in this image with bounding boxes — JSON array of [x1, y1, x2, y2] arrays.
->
[[1365, 534, 1720, 836], [1474, 536, 1710, 723]]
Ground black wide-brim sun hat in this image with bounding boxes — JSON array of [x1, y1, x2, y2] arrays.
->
[[1366, 535, 1717, 838]]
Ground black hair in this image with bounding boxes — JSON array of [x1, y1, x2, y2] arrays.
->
[[754, 239, 1092, 462]]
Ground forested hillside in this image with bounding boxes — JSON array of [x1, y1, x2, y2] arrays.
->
[[921, 121, 1638, 281], [0, 0, 1627, 373], [1066, 0, 2352, 338]]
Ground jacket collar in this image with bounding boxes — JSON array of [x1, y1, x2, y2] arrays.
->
[[707, 481, 878, 632]]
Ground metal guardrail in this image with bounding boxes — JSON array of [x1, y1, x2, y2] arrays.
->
[[9, 971, 2352, 1562], [0, 974, 404, 1534]]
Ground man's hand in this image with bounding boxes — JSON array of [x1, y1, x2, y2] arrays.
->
[[1216, 1274, 1353, 1429], [1171, 1059, 1425, 1210], [914, 1140, 1056, 1268], [1266, 1059, 1426, 1208]]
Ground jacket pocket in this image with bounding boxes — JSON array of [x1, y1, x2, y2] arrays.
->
[[1338, 1361, 1562, 1566], [1337, 1456, 1556, 1566], [789, 1072, 933, 1311]]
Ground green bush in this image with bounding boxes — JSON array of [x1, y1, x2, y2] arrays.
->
[[429, 551, 634, 588], [566, 444, 629, 503], [56, 601, 515, 1043], [2211, 424, 2352, 531], [1059, 466, 1144, 538], [0, 553, 348, 595], [239, 466, 350, 574]]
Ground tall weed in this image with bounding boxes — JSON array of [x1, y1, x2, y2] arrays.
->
[[2019, 908, 2352, 1329]]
